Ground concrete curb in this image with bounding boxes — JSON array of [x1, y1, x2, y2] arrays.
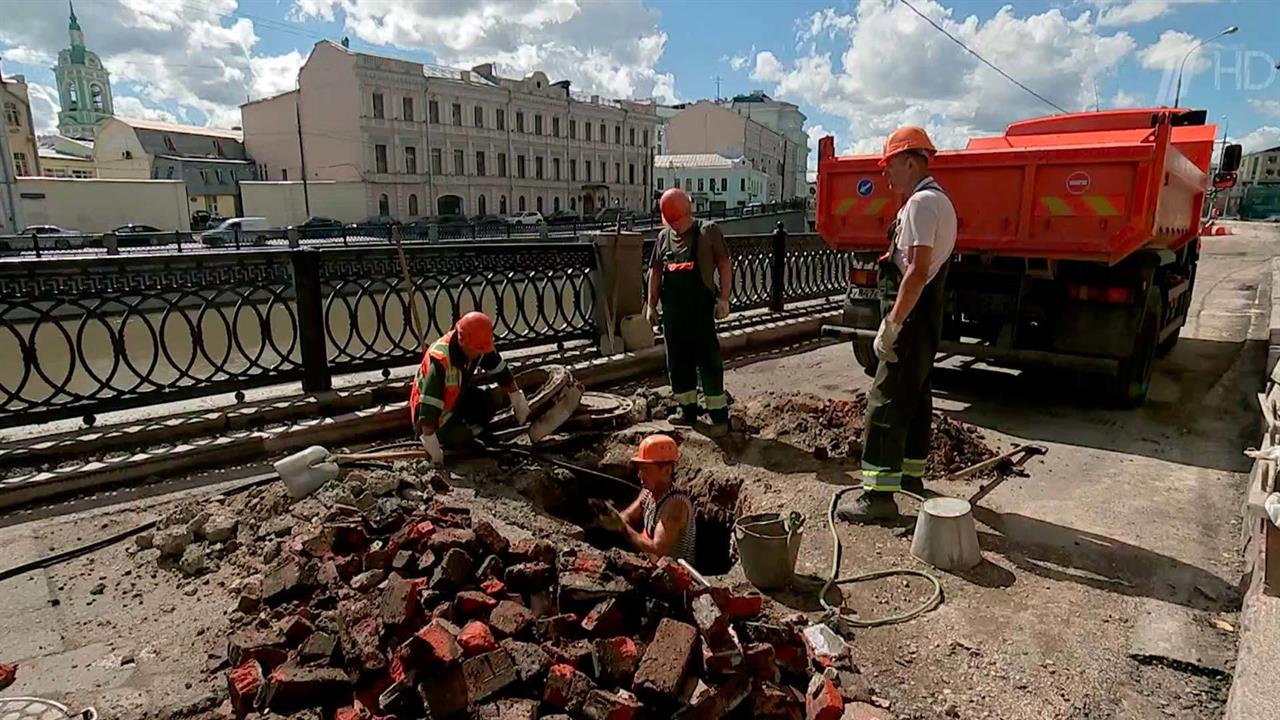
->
[[0, 308, 839, 511]]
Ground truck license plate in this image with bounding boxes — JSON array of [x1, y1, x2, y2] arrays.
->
[[849, 287, 882, 301]]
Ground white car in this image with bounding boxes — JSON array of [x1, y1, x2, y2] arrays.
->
[[14, 225, 85, 250], [198, 217, 275, 246], [506, 211, 545, 226]]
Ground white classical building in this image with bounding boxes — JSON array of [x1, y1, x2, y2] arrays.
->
[[654, 154, 769, 212], [242, 40, 660, 221]]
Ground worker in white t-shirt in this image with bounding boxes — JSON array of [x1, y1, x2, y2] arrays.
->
[[839, 126, 958, 522]]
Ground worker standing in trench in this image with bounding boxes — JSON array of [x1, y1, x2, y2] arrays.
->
[[601, 434, 697, 562], [646, 188, 734, 437], [410, 311, 531, 464], [838, 127, 957, 522]]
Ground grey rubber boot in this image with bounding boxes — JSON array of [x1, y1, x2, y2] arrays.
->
[[835, 491, 900, 523]]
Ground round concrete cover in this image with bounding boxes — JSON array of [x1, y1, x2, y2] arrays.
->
[[0, 697, 87, 720], [921, 496, 972, 519]]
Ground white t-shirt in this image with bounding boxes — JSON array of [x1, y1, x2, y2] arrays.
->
[[891, 176, 957, 282]]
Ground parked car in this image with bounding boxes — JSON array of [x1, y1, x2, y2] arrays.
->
[[506, 211, 545, 226], [290, 216, 345, 239], [111, 224, 166, 247], [471, 214, 506, 226], [545, 211, 581, 224], [592, 208, 632, 223], [197, 217, 274, 247], [18, 225, 84, 249], [353, 215, 400, 227]]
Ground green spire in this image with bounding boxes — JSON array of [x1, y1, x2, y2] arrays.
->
[[69, 1, 80, 32]]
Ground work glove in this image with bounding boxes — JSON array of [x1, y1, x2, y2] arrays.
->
[[873, 317, 901, 363], [419, 431, 444, 465], [715, 299, 731, 321], [510, 389, 531, 425], [645, 303, 660, 327]]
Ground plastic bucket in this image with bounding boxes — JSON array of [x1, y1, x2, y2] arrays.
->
[[273, 445, 339, 499], [734, 511, 805, 590]]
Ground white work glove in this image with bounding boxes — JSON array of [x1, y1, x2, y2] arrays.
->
[[419, 431, 443, 465], [510, 389, 531, 424], [715, 299, 731, 321], [873, 318, 901, 363], [645, 303, 660, 327]]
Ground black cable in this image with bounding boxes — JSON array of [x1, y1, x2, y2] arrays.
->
[[898, 0, 1069, 114]]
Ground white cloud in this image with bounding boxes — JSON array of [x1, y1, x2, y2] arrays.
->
[[1091, 0, 1218, 27], [295, 0, 677, 103], [25, 82, 61, 135], [1138, 30, 1212, 74], [113, 96, 178, 123], [726, 55, 749, 71], [797, 8, 857, 45], [2, 45, 53, 66], [250, 51, 306, 99], [1236, 126, 1280, 155], [748, 0, 1135, 154], [1251, 99, 1280, 118], [1112, 89, 1142, 108]]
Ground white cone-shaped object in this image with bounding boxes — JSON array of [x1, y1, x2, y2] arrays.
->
[[274, 445, 339, 499], [910, 496, 981, 571]]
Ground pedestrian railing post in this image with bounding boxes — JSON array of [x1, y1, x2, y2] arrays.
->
[[287, 228, 300, 249], [103, 232, 119, 256], [770, 221, 787, 312], [290, 248, 333, 393]]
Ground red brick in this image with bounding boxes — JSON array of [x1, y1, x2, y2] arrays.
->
[[391, 550, 415, 572], [364, 546, 392, 571], [345, 616, 387, 674], [461, 648, 518, 702], [582, 688, 643, 720], [480, 578, 507, 596], [692, 593, 730, 642], [228, 628, 288, 669], [476, 699, 539, 720], [416, 663, 469, 718], [570, 549, 608, 576], [299, 632, 337, 664], [378, 679, 418, 717], [775, 642, 810, 676], [264, 663, 353, 713], [592, 636, 642, 684], [430, 548, 473, 591], [634, 618, 698, 701], [500, 638, 550, 683], [427, 502, 472, 528], [504, 561, 555, 592], [543, 638, 594, 671], [558, 572, 631, 609], [753, 682, 804, 720], [702, 627, 744, 677], [543, 663, 596, 713], [507, 538, 557, 565], [680, 674, 752, 720], [744, 642, 781, 683], [427, 528, 476, 554], [477, 555, 506, 581], [581, 598, 624, 637], [458, 620, 498, 656], [333, 706, 362, 720], [228, 660, 264, 717], [473, 520, 511, 556], [298, 526, 334, 557], [332, 522, 369, 553], [261, 558, 311, 606], [405, 619, 462, 668], [712, 588, 765, 620], [535, 613, 581, 642], [277, 615, 315, 645], [455, 590, 500, 617], [606, 549, 654, 586], [650, 557, 694, 597], [805, 674, 844, 720], [489, 600, 536, 638], [416, 549, 438, 574], [840, 702, 891, 719], [334, 554, 363, 580], [380, 576, 418, 628], [407, 521, 436, 546]]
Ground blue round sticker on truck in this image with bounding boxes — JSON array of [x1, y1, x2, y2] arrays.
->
[[857, 179, 874, 197]]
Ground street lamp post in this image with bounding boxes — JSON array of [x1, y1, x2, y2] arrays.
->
[[1173, 26, 1238, 107], [1219, 114, 1230, 165]]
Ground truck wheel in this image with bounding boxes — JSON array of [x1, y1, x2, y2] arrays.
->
[[1111, 292, 1161, 407], [852, 338, 879, 377]]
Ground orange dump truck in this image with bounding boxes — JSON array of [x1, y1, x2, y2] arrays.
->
[[817, 109, 1242, 404]]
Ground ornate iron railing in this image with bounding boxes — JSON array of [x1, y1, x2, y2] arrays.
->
[[783, 234, 853, 304]]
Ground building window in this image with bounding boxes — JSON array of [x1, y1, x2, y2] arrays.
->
[[403, 97, 414, 121], [213, 139, 225, 157], [721, 177, 728, 191], [516, 112, 525, 133], [451, 103, 462, 125], [629, 127, 635, 146], [674, 178, 681, 190], [657, 177, 664, 190], [215, 169, 224, 183], [372, 92, 384, 119], [3, 102, 20, 127], [569, 120, 577, 139], [429, 100, 440, 123], [498, 152, 507, 177], [600, 123, 606, 142], [537, 196, 544, 213], [553, 117, 560, 137], [698, 178, 705, 192], [478, 195, 487, 215], [497, 108, 506, 130], [454, 149, 465, 175], [614, 125, 621, 144], [643, 130, 649, 147], [740, 178, 746, 191], [643, 166, 647, 186], [615, 163, 621, 183], [553, 158, 561, 181], [554, 196, 561, 212], [281, 168, 288, 180], [500, 195, 508, 214], [519, 195, 526, 211], [67, 84, 78, 110], [584, 123, 592, 142], [585, 161, 591, 182], [629, 163, 635, 185], [517, 155, 526, 179], [431, 149, 443, 175], [405, 146, 417, 174], [409, 193, 419, 216], [474, 106, 484, 128], [476, 151, 486, 177], [570, 196, 576, 211], [199, 170, 208, 182], [13, 152, 30, 175], [535, 156, 544, 180], [535, 114, 543, 135], [570, 159, 577, 181], [166, 166, 175, 179], [375, 144, 388, 173], [164, 135, 177, 152], [379, 193, 389, 216]]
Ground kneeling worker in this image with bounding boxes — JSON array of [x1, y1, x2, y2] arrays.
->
[[410, 311, 531, 464], [612, 434, 696, 562]]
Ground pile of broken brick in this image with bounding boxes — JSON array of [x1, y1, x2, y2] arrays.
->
[[217, 489, 875, 720]]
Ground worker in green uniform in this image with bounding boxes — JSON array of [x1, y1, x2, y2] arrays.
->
[[838, 127, 957, 522], [646, 188, 733, 437]]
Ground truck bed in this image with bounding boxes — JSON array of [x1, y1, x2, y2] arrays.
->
[[816, 110, 1216, 265]]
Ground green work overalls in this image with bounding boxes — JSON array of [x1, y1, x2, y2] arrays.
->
[[860, 179, 951, 492], [659, 222, 728, 423]]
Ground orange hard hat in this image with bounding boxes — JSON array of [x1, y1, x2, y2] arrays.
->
[[455, 311, 495, 354], [879, 126, 936, 168], [659, 188, 693, 230], [632, 434, 679, 464]]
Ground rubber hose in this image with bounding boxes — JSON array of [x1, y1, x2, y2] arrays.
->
[[818, 487, 943, 629]]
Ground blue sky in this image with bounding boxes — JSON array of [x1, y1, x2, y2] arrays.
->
[[2, 0, 1278, 168]]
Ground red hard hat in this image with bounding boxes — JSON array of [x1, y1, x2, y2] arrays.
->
[[632, 434, 679, 464], [455, 311, 495, 354], [879, 126, 937, 168], [659, 188, 693, 231]]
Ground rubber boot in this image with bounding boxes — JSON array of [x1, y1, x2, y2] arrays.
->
[[901, 477, 925, 496], [669, 406, 699, 427], [703, 409, 730, 438], [835, 491, 899, 523]]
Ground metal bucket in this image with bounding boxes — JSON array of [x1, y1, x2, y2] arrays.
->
[[734, 511, 805, 590]]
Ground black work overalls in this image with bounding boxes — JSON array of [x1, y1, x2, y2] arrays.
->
[[860, 179, 951, 491], [659, 221, 727, 423]]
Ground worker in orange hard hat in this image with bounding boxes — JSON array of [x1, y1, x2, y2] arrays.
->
[[838, 126, 957, 522], [601, 434, 696, 561], [647, 187, 734, 436], [409, 311, 530, 465]]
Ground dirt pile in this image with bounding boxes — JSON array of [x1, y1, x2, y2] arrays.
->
[[735, 393, 1001, 480]]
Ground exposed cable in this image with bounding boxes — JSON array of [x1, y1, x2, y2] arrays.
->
[[898, 0, 1069, 114]]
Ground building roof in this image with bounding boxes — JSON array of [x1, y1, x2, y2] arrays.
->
[[655, 154, 744, 170], [422, 62, 498, 87], [38, 148, 93, 162], [115, 117, 243, 141]]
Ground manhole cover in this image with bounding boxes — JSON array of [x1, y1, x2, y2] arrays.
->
[[0, 698, 94, 720]]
